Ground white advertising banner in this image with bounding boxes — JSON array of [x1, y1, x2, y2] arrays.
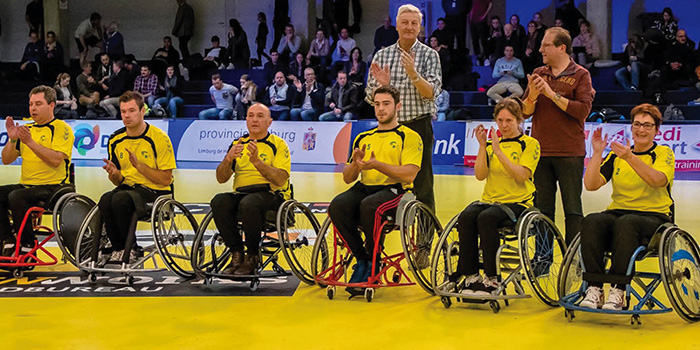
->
[[66, 120, 169, 160], [175, 121, 352, 164]]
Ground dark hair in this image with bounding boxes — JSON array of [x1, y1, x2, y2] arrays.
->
[[29, 85, 57, 105], [630, 103, 662, 129], [100, 52, 110, 59], [46, 31, 56, 37], [81, 60, 92, 69], [491, 15, 500, 21], [90, 12, 101, 22], [337, 70, 347, 77], [211, 73, 222, 81], [229, 19, 243, 35], [545, 27, 573, 54], [493, 97, 524, 123], [662, 7, 674, 21], [119, 91, 145, 110], [373, 85, 400, 105], [437, 17, 445, 23], [258, 12, 267, 22], [113, 60, 124, 69], [285, 24, 294, 29], [580, 20, 590, 28], [164, 36, 172, 41], [510, 14, 520, 23], [211, 35, 220, 43], [350, 47, 363, 62], [29, 30, 38, 37], [270, 49, 279, 55]]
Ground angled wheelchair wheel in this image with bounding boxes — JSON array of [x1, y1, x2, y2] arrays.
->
[[278, 200, 322, 285], [430, 214, 460, 292], [659, 226, 700, 322], [191, 212, 230, 278], [517, 210, 567, 307], [75, 205, 109, 268], [557, 233, 583, 299], [52, 193, 96, 267], [401, 200, 442, 295], [311, 216, 338, 287], [152, 199, 198, 279]]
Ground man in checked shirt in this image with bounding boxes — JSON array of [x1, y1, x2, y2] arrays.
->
[[366, 4, 442, 212], [133, 64, 160, 108]]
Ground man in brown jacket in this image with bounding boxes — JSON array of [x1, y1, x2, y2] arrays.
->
[[522, 27, 595, 246]]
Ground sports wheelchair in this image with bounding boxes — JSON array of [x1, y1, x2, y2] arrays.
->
[[430, 203, 566, 312], [190, 198, 320, 291], [73, 194, 198, 286], [558, 223, 700, 325], [311, 194, 441, 302]]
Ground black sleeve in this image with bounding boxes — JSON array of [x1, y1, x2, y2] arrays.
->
[[600, 153, 617, 182]]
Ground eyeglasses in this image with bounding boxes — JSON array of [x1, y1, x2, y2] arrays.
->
[[632, 122, 655, 130]]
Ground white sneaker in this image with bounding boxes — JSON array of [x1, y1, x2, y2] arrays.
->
[[602, 287, 627, 310], [462, 274, 483, 294], [473, 276, 500, 296], [579, 286, 604, 309]]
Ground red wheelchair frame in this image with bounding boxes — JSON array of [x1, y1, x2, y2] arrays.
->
[[0, 206, 59, 277]]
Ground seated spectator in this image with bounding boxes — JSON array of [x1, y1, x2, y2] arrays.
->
[[554, 18, 564, 28], [652, 7, 678, 48], [533, 12, 548, 36], [187, 35, 226, 80], [430, 17, 454, 50], [571, 21, 600, 67], [19, 31, 43, 80], [267, 71, 294, 120], [154, 65, 184, 118], [615, 34, 649, 91], [95, 52, 112, 93], [332, 28, 356, 67], [498, 23, 522, 59], [43, 31, 65, 80], [486, 45, 524, 103], [319, 71, 360, 121], [289, 52, 307, 81], [226, 18, 251, 69], [264, 50, 287, 84], [523, 21, 543, 74], [104, 21, 125, 60], [123, 54, 140, 88], [99, 59, 130, 119], [436, 88, 450, 121], [204, 35, 226, 67], [53, 73, 79, 119], [76, 60, 101, 109], [133, 65, 159, 107], [307, 29, 330, 67], [277, 24, 302, 62], [199, 73, 237, 120], [75, 12, 102, 64], [374, 16, 399, 54], [430, 36, 450, 80], [343, 47, 367, 86], [235, 74, 257, 119], [289, 67, 324, 121], [152, 36, 181, 67], [485, 16, 504, 65], [660, 29, 696, 91]]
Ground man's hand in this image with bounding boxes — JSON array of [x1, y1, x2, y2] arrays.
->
[[351, 144, 367, 164], [329, 102, 336, 109], [293, 78, 303, 91], [270, 97, 277, 105], [18, 126, 33, 145], [610, 138, 632, 161], [590, 128, 609, 155], [247, 140, 260, 164], [125, 148, 142, 170], [526, 74, 541, 101], [399, 49, 418, 80], [224, 139, 244, 162], [359, 151, 378, 170], [334, 108, 342, 115], [531, 74, 555, 99], [370, 62, 391, 86], [102, 158, 120, 176], [5, 117, 20, 140]]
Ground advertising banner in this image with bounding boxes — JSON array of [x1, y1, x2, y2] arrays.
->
[[66, 120, 169, 160]]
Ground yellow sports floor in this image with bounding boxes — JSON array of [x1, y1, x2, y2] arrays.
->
[[1, 165, 699, 350]]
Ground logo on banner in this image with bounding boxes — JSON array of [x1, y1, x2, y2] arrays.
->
[[693, 140, 700, 152], [607, 128, 627, 149], [74, 123, 100, 156], [303, 128, 316, 151]]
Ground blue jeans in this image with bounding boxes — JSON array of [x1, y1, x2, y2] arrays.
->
[[319, 111, 355, 121], [199, 107, 233, 120], [270, 109, 290, 120], [436, 112, 447, 121], [615, 62, 641, 91], [288, 108, 317, 121], [154, 97, 184, 118]]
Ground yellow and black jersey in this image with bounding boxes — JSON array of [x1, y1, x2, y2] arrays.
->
[[349, 125, 422, 189], [108, 123, 176, 191], [16, 118, 74, 186], [481, 134, 540, 207], [600, 142, 675, 216], [229, 133, 292, 200]]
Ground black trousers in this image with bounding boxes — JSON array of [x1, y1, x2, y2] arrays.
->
[[402, 115, 435, 212], [98, 185, 170, 251], [457, 203, 525, 278], [469, 20, 488, 56], [534, 156, 584, 244], [178, 35, 192, 59], [328, 182, 403, 261], [0, 184, 62, 245], [210, 191, 283, 254], [581, 210, 669, 287]]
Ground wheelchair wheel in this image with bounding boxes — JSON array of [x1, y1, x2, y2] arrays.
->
[[74, 205, 109, 267], [52, 193, 96, 267], [517, 210, 566, 307], [191, 212, 230, 278], [557, 233, 583, 299], [310, 217, 334, 287], [400, 200, 442, 295], [278, 200, 322, 285], [659, 226, 700, 322], [152, 199, 198, 279], [430, 214, 460, 292]]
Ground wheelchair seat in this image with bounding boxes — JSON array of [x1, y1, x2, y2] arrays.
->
[[36, 185, 76, 213]]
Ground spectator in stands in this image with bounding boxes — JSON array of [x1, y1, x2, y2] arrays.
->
[[277, 24, 302, 62], [523, 21, 543, 74], [199, 73, 237, 120], [264, 50, 287, 84], [154, 65, 184, 118], [204, 35, 226, 67], [374, 16, 399, 54], [122, 54, 140, 89], [661, 29, 696, 91], [172, 0, 195, 59], [75, 12, 102, 65], [615, 34, 648, 91], [509, 14, 526, 46], [469, 0, 492, 64], [435, 88, 450, 121], [133, 65, 159, 107], [267, 71, 293, 120], [332, 28, 356, 67], [533, 12, 548, 36], [152, 36, 180, 67], [554, 18, 564, 28], [431, 17, 454, 50], [696, 65, 700, 94], [652, 7, 678, 47], [53, 73, 79, 119], [234, 74, 257, 120], [95, 53, 112, 94], [104, 21, 125, 60], [289, 67, 324, 121], [25, 0, 43, 38], [289, 52, 307, 81], [319, 71, 360, 121], [226, 18, 251, 69], [571, 21, 600, 67], [19, 31, 43, 81], [498, 23, 522, 59], [485, 16, 504, 65], [99, 59, 130, 119], [76, 60, 101, 110], [43, 31, 64, 80], [344, 47, 367, 86], [307, 29, 331, 67], [486, 45, 525, 104], [430, 36, 450, 80], [256, 12, 271, 63]]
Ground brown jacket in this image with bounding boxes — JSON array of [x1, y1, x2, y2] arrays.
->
[[524, 59, 595, 157]]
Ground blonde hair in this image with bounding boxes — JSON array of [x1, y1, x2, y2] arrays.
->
[[397, 4, 423, 23], [54, 73, 71, 88]]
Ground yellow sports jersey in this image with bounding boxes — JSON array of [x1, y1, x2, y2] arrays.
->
[[349, 125, 423, 189], [108, 123, 176, 191], [16, 118, 74, 186], [481, 134, 540, 207], [600, 143, 675, 216], [229, 133, 292, 200]]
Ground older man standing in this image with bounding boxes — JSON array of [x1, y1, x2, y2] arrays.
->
[[366, 4, 441, 211]]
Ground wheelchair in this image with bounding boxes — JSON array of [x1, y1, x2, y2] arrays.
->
[[430, 203, 567, 313], [190, 198, 320, 291], [73, 194, 198, 286], [310, 194, 441, 302], [558, 223, 700, 325]]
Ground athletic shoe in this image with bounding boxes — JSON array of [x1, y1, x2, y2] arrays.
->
[[473, 276, 500, 296], [461, 274, 484, 295], [221, 250, 244, 275], [1, 242, 16, 257], [579, 286, 604, 309], [348, 260, 369, 284], [602, 287, 627, 311], [110, 250, 124, 262]]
